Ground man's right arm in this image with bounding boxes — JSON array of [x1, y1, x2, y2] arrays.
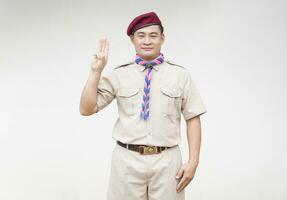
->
[[79, 38, 109, 116], [79, 68, 103, 116]]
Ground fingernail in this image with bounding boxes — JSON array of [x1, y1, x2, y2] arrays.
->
[[175, 176, 179, 179]]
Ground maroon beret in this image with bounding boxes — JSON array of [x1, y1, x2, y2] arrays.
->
[[127, 12, 163, 36]]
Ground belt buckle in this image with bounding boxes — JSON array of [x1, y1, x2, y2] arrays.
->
[[139, 145, 158, 155]]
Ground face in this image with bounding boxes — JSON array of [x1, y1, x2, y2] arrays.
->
[[130, 25, 165, 61]]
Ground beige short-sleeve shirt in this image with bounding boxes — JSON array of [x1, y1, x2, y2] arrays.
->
[[96, 60, 207, 146]]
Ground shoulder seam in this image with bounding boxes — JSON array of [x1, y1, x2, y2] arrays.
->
[[165, 60, 186, 69], [114, 61, 134, 69]]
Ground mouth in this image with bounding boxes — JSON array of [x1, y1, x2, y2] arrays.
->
[[142, 48, 153, 51]]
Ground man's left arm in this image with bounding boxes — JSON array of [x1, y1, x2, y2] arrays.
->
[[176, 116, 201, 193], [177, 70, 207, 193]]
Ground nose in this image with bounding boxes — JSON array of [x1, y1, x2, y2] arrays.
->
[[143, 36, 152, 45]]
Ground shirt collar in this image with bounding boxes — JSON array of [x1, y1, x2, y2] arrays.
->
[[136, 62, 161, 72]]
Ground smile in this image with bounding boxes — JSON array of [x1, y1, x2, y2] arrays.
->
[[142, 48, 153, 51]]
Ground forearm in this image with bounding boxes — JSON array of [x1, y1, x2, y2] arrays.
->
[[79, 68, 103, 115], [186, 116, 202, 166]]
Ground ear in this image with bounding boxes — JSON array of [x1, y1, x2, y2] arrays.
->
[[130, 35, 134, 43], [161, 33, 165, 44]]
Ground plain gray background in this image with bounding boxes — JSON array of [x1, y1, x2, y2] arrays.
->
[[1, 0, 287, 199]]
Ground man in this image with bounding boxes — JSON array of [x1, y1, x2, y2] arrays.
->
[[79, 11, 207, 200]]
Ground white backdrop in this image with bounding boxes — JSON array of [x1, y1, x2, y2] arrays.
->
[[1, 0, 287, 199]]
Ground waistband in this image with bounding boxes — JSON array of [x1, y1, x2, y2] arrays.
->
[[116, 140, 173, 155]]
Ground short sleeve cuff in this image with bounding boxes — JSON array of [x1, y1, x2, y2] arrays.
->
[[96, 96, 110, 112], [182, 108, 207, 120]]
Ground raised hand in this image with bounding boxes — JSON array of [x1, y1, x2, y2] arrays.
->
[[91, 38, 109, 71]]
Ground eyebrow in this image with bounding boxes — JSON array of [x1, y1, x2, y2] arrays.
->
[[136, 32, 159, 35]]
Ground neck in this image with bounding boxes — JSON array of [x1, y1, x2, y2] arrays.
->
[[138, 53, 161, 61]]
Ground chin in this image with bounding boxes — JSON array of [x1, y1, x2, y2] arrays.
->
[[138, 51, 158, 59]]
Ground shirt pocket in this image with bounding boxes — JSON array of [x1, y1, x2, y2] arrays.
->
[[117, 87, 141, 116], [160, 85, 183, 117]]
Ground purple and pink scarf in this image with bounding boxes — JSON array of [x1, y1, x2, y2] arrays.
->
[[135, 53, 165, 120]]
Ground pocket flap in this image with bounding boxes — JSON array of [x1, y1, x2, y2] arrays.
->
[[117, 87, 140, 97], [160, 86, 182, 97]]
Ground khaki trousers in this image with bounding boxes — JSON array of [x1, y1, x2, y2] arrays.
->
[[107, 142, 185, 200]]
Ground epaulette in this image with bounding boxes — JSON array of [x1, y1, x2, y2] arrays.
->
[[114, 61, 134, 69], [166, 60, 185, 69]]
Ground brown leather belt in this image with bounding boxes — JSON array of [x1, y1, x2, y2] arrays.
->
[[117, 140, 171, 155]]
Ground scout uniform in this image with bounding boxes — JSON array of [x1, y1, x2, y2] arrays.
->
[[95, 12, 207, 200]]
